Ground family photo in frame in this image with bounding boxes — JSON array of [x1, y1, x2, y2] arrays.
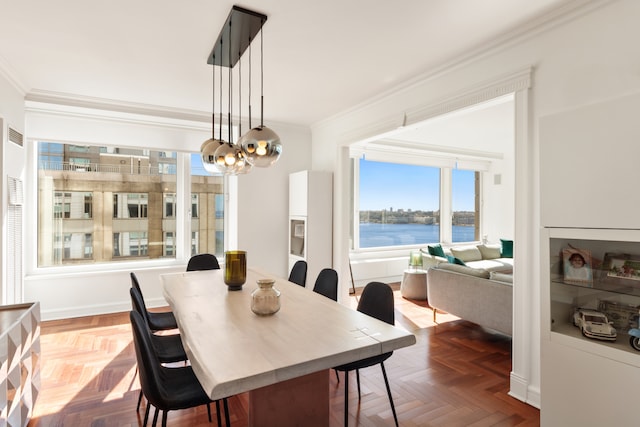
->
[[563, 247, 593, 285]]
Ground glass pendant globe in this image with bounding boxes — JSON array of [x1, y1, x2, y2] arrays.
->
[[213, 143, 247, 175], [201, 138, 226, 174], [239, 126, 282, 167]]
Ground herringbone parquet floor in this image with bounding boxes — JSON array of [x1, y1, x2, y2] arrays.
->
[[28, 286, 540, 426]]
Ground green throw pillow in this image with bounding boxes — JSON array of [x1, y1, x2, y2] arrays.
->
[[427, 244, 445, 257], [446, 255, 466, 265], [500, 239, 514, 258]]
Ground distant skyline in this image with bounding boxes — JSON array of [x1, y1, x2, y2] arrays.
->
[[359, 159, 475, 211]]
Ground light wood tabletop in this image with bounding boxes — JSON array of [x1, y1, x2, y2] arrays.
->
[[161, 267, 416, 425]]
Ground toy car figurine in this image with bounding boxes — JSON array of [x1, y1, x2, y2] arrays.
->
[[573, 308, 617, 341]]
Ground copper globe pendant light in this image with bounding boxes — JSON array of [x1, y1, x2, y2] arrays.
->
[[212, 32, 248, 175], [201, 6, 280, 175], [239, 21, 282, 167]]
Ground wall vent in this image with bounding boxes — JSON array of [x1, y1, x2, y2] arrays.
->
[[8, 127, 23, 147]]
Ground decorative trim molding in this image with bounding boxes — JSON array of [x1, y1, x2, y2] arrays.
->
[[509, 373, 541, 409], [25, 89, 211, 123], [336, 67, 532, 146], [314, 0, 612, 130], [403, 68, 531, 129], [0, 54, 27, 95]]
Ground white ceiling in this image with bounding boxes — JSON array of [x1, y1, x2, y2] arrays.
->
[[0, 0, 571, 129]]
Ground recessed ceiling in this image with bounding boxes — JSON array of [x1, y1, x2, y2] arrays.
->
[[0, 0, 571, 127]]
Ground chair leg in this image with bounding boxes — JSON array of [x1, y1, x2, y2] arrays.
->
[[344, 370, 349, 427], [137, 390, 144, 412], [356, 369, 361, 399], [161, 410, 168, 427], [143, 403, 150, 427], [380, 362, 399, 427], [215, 400, 221, 426], [223, 397, 231, 427], [207, 402, 213, 423], [334, 368, 340, 383], [152, 407, 159, 427]]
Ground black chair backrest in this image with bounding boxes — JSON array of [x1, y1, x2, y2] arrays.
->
[[313, 268, 338, 301], [187, 254, 220, 271], [130, 272, 142, 293], [130, 286, 153, 328], [288, 260, 308, 287], [129, 310, 166, 409], [357, 281, 395, 325]]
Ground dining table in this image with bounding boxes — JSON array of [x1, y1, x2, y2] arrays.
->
[[161, 267, 416, 426]]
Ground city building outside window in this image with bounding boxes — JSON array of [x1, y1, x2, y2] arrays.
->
[[37, 142, 225, 267]]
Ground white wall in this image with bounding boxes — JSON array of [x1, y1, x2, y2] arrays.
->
[[0, 71, 26, 305], [237, 124, 312, 279], [310, 0, 640, 413]]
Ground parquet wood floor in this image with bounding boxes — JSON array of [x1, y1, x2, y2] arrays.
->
[[28, 285, 539, 426]]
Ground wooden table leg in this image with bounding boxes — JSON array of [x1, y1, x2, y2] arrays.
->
[[248, 370, 329, 426]]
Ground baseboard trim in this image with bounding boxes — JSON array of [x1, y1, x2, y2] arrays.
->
[[39, 297, 168, 321], [509, 372, 541, 409]]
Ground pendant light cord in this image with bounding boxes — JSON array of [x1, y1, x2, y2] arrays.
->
[[211, 55, 215, 139], [228, 21, 232, 145], [260, 19, 265, 128]]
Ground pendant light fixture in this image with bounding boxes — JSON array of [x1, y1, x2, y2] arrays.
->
[[201, 51, 225, 174], [238, 20, 282, 167], [201, 6, 280, 175]]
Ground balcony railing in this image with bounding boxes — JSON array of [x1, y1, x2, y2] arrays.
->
[[39, 161, 166, 175]]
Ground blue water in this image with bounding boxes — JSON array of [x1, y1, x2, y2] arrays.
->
[[359, 223, 475, 248]]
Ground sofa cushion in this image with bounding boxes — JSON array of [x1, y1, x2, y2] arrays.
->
[[450, 246, 482, 262], [490, 271, 513, 284], [466, 259, 513, 272], [477, 244, 501, 260], [427, 243, 445, 257], [500, 239, 514, 258], [436, 263, 490, 279]]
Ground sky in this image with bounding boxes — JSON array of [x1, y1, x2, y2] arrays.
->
[[359, 159, 475, 211]]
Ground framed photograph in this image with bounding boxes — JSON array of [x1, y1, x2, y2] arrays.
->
[[604, 252, 640, 282], [563, 247, 593, 285]]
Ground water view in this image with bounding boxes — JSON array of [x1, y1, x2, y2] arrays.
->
[[359, 223, 475, 248]]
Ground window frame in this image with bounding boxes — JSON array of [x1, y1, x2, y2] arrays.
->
[[351, 156, 483, 253], [28, 141, 228, 275]]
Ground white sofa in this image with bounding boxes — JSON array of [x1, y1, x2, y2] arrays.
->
[[421, 242, 514, 336], [421, 243, 513, 273]]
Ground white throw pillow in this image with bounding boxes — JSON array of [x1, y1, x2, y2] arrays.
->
[[477, 244, 502, 260], [450, 246, 482, 262]]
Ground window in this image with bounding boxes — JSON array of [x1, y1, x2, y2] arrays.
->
[[452, 169, 480, 243], [354, 158, 481, 249], [190, 153, 224, 256], [37, 142, 225, 267], [164, 193, 176, 218]]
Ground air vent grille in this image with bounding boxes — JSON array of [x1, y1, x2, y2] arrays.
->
[[9, 127, 23, 147]]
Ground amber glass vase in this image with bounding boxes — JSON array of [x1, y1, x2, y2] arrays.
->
[[224, 251, 247, 290]]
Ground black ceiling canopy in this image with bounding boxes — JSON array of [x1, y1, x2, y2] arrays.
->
[[207, 5, 267, 68]]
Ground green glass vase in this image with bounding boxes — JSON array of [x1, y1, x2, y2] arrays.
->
[[224, 250, 247, 290]]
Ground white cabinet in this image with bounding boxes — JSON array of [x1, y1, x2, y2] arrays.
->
[[541, 228, 640, 426], [288, 171, 332, 287]]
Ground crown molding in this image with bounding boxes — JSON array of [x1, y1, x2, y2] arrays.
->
[[313, 0, 614, 131], [24, 89, 211, 123], [0, 54, 27, 96]]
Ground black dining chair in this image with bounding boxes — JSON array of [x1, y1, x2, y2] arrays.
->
[[334, 281, 399, 427], [186, 253, 220, 271], [130, 272, 178, 332], [130, 286, 188, 413], [312, 268, 338, 301], [130, 310, 230, 427], [288, 260, 308, 287]]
